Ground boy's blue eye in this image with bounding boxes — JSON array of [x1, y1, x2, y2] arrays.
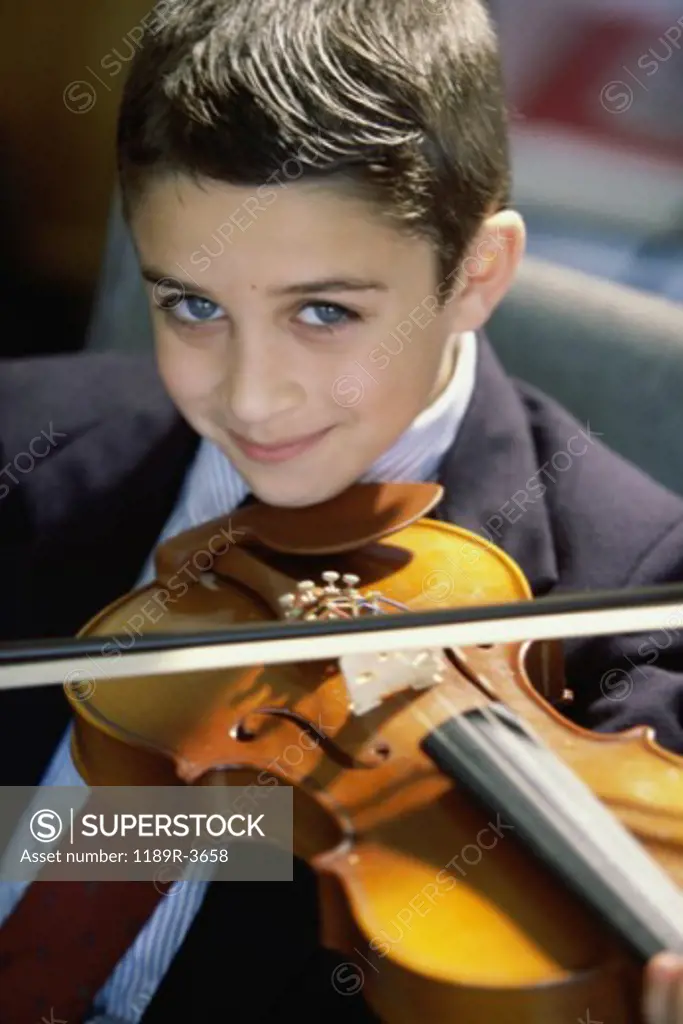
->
[[161, 295, 358, 330], [168, 295, 225, 323], [297, 303, 357, 328]]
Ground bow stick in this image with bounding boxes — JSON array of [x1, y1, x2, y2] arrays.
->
[[0, 582, 682, 691]]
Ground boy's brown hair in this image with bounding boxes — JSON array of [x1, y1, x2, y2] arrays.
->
[[117, 0, 510, 294]]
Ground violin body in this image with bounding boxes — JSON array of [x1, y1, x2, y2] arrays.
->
[[65, 483, 683, 1023]]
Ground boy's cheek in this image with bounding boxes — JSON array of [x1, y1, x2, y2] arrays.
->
[[155, 338, 222, 405]]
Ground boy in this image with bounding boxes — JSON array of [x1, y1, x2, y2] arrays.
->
[[2, 0, 683, 1020]]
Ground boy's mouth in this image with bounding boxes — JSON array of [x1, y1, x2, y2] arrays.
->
[[228, 426, 333, 464]]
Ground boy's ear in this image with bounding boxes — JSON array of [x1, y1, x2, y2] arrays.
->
[[447, 209, 526, 333]]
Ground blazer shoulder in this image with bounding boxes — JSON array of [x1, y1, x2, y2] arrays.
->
[[0, 351, 196, 543], [0, 351, 175, 452], [515, 379, 683, 588]]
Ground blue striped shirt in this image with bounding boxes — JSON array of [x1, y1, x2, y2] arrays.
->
[[0, 332, 476, 1021]]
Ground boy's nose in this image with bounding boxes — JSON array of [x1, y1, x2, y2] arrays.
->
[[226, 351, 305, 427]]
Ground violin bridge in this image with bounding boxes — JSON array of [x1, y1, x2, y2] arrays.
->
[[339, 649, 449, 716]]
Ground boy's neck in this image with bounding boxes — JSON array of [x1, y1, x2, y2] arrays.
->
[[426, 332, 462, 409]]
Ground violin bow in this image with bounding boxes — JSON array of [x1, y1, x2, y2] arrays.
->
[[0, 581, 682, 692]]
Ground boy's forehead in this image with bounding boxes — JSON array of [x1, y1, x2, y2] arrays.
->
[[131, 173, 434, 284]]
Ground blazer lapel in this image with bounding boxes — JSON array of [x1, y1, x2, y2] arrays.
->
[[436, 333, 559, 596]]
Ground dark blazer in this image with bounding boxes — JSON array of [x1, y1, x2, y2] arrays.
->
[[2, 335, 683, 1022]]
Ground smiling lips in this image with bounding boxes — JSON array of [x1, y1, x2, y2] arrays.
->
[[228, 426, 333, 463]]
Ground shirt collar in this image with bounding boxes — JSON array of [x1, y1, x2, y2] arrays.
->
[[361, 330, 477, 483]]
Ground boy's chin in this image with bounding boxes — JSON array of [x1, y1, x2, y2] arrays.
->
[[246, 471, 357, 510]]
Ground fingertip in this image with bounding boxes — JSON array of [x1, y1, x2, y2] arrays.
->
[[651, 952, 683, 977], [643, 953, 683, 1024]]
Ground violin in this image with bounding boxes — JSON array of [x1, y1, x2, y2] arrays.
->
[[6, 481, 683, 1023]]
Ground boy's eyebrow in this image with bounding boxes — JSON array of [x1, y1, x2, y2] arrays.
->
[[141, 268, 387, 298], [141, 268, 214, 299], [271, 278, 388, 295]]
